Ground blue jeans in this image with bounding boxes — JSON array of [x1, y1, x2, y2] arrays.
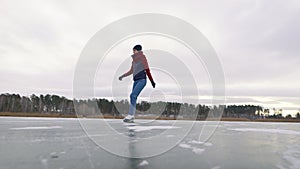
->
[[128, 79, 146, 116]]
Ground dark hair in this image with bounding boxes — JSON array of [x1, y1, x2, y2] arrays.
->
[[133, 44, 142, 51]]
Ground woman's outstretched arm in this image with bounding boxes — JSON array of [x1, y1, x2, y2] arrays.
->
[[119, 63, 133, 80]]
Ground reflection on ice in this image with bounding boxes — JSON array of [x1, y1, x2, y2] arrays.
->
[[126, 125, 180, 132], [228, 128, 300, 135], [277, 145, 300, 169], [178, 143, 206, 155], [10, 126, 62, 130]]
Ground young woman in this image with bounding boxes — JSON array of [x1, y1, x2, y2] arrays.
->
[[119, 45, 156, 123]]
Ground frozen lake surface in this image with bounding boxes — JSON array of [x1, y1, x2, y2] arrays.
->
[[0, 117, 299, 169]]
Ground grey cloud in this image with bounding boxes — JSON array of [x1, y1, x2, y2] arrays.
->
[[0, 0, 299, 110]]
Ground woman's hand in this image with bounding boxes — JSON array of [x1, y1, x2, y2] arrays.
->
[[151, 81, 156, 88]]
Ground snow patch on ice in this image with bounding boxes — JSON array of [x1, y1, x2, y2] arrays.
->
[[1, 116, 78, 121], [32, 138, 46, 142], [156, 120, 174, 123], [211, 166, 221, 169], [188, 140, 213, 146], [188, 140, 204, 144], [192, 148, 205, 154], [179, 143, 192, 149], [228, 128, 300, 135], [40, 158, 48, 169], [10, 126, 62, 130], [204, 142, 213, 146], [178, 143, 206, 155], [138, 160, 149, 166], [126, 126, 179, 132]]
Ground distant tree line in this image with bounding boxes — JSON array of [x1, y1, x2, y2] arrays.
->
[[0, 93, 75, 115], [0, 93, 299, 119]]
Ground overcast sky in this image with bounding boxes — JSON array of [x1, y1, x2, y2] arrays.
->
[[0, 0, 299, 115]]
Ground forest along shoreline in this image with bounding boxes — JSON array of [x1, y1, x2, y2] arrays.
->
[[1, 93, 300, 123]]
